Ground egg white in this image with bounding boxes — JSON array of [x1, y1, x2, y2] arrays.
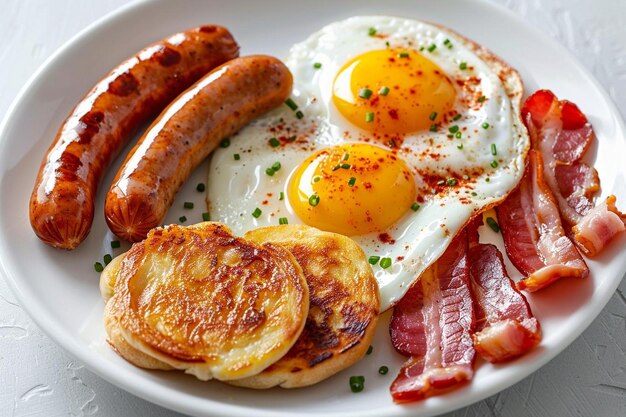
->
[[207, 16, 528, 310]]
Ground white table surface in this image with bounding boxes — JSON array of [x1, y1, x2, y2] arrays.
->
[[1, 0, 625, 416]]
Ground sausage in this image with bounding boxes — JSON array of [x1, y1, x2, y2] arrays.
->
[[105, 55, 293, 242], [29, 26, 239, 250]]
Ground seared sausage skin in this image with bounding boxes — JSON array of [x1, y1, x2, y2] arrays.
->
[[30, 26, 239, 250], [105, 55, 293, 242]]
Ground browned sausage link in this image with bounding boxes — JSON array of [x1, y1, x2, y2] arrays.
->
[[29, 26, 239, 250], [105, 55, 293, 242]]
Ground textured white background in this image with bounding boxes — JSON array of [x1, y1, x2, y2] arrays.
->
[[1, 0, 625, 416]]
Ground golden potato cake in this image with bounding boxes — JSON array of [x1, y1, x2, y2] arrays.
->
[[103, 222, 309, 381], [231, 225, 380, 388]]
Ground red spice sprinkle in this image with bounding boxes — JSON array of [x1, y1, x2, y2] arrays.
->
[[378, 233, 396, 244]]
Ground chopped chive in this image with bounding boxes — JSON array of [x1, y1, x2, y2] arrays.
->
[[379, 366, 389, 375], [491, 160, 499, 168], [342, 153, 350, 161], [380, 257, 392, 269], [184, 202, 194, 209], [332, 165, 341, 171], [471, 191, 478, 196], [295, 110, 304, 119], [196, 183, 205, 192], [486, 177, 491, 182], [368, 255, 380, 265], [103, 254, 112, 265], [269, 137, 280, 147], [279, 191, 284, 201], [94, 262, 104, 273], [379, 86, 390, 96], [486, 217, 500, 233], [252, 207, 262, 218], [411, 202, 420, 212], [359, 88, 373, 99], [453, 114, 462, 121], [313, 175, 321, 183], [482, 122, 490, 129], [279, 217, 288, 225], [449, 125, 459, 134], [430, 124, 438, 132], [457, 144, 464, 150], [368, 27, 377, 36], [309, 194, 320, 206], [202, 212, 210, 221], [447, 178, 458, 186], [272, 161, 281, 171], [427, 44, 437, 52], [110, 240, 120, 249], [491, 144, 497, 155], [365, 112, 375, 123], [265, 167, 275, 176], [420, 46, 425, 51], [348, 176, 357, 187], [233, 153, 241, 160], [385, 41, 390, 47], [429, 111, 438, 121], [437, 180, 446, 186], [179, 215, 187, 223], [443, 38, 453, 49], [459, 62, 468, 70], [455, 131, 462, 139], [478, 95, 486, 103], [341, 163, 351, 169], [350, 376, 365, 393], [219, 138, 230, 148], [313, 62, 322, 69], [285, 98, 298, 111], [367, 345, 373, 355], [398, 51, 410, 58]]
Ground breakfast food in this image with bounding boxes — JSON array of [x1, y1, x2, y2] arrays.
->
[[231, 225, 380, 388], [101, 222, 309, 381], [207, 16, 529, 311], [105, 55, 293, 242], [29, 25, 239, 250]]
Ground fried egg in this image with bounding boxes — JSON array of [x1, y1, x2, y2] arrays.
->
[[207, 16, 528, 310]]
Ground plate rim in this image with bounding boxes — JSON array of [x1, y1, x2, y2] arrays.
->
[[1, 0, 625, 416]]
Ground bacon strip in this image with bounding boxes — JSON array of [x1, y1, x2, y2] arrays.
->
[[496, 150, 589, 292], [572, 195, 626, 257], [389, 231, 474, 402], [467, 218, 541, 363]]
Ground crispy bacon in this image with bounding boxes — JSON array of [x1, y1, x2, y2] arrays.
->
[[522, 90, 598, 226], [496, 150, 588, 292], [467, 218, 541, 363], [389, 231, 474, 402], [573, 195, 626, 257]]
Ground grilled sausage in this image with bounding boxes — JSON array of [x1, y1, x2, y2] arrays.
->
[[105, 55, 293, 242], [29, 25, 239, 250]]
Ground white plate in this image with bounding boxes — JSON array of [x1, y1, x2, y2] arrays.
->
[[1, 0, 625, 416]]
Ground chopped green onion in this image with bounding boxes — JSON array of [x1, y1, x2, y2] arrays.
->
[[437, 180, 446, 186], [365, 112, 375, 123], [272, 161, 281, 171], [398, 51, 410, 58], [285, 98, 298, 111], [486, 177, 491, 182], [341, 163, 351, 169], [279, 192, 284, 201], [110, 240, 120, 249], [379, 86, 390, 96], [295, 110, 304, 119], [427, 44, 437, 52], [332, 165, 340, 171], [471, 191, 478, 196], [379, 366, 389, 375], [367, 345, 373, 355], [269, 137, 280, 147], [449, 125, 459, 134], [184, 202, 194, 209], [348, 176, 357, 187], [252, 208, 262, 218], [196, 183, 205, 192], [419, 46, 425, 51], [94, 262, 104, 273], [478, 95, 486, 103], [457, 144, 464, 150], [459, 62, 468, 70], [486, 217, 500, 233], [309, 194, 320, 206], [265, 167, 275, 176], [359, 88, 373, 99], [234, 153, 241, 160], [455, 131, 462, 139], [343, 153, 350, 161], [368, 27, 377, 36], [447, 178, 458, 186], [380, 257, 392, 269], [411, 202, 420, 212], [179, 215, 187, 223], [368, 255, 381, 265], [491, 160, 499, 168], [482, 122, 490, 129], [453, 114, 462, 121], [104, 254, 112, 265], [491, 144, 497, 156], [350, 376, 365, 393], [219, 138, 230, 148], [313, 176, 321, 183], [429, 124, 438, 132], [279, 217, 288, 225], [202, 212, 210, 221], [443, 38, 453, 49], [313, 62, 322, 69], [429, 111, 438, 121]]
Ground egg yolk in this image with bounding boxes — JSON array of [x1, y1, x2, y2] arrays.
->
[[288, 143, 416, 235], [332, 49, 456, 134]]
